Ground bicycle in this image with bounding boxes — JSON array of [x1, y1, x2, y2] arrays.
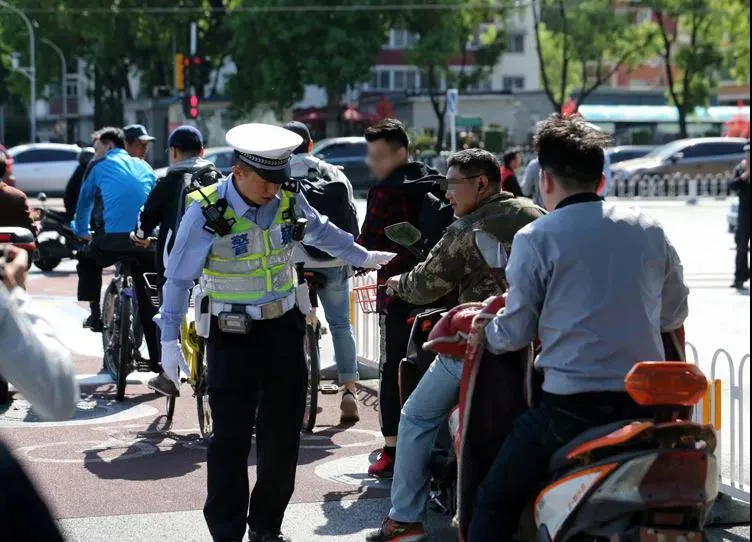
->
[[174, 286, 212, 439], [296, 264, 338, 433], [101, 258, 155, 402]]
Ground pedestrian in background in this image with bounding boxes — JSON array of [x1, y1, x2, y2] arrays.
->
[[730, 142, 750, 290]]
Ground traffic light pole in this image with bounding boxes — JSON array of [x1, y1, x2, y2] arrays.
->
[[186, 22, 198, 126]]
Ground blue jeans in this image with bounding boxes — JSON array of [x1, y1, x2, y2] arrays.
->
[[313, 266, 359, 384], [389, 354, 462, 523]]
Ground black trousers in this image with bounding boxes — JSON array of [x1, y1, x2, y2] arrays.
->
[[735, 219, 750, 284], [379, 298, 422, 438], [76, 233, 160, 367], [203, 309, 307, 541], [468, 392, 657, 541], [0, 439, 64, 542]]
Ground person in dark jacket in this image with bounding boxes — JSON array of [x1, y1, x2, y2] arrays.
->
[[357, 118, 447, 478], [63, 147, 96, 220], [132, 125, 220, 278], [500, 147, 523, 197], [730, 142, 750, 289], [131, 125, 220, 397]]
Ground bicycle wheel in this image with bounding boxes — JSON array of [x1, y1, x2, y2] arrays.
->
[[115, 287, 132, 402], [195, 341, 213, 439], [301, 323, 320, 433], [102, 281, 119, 376]]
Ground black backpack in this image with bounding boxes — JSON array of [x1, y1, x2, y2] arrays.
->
[[176, 164, 224, 234], [297, 163, 360, 260]]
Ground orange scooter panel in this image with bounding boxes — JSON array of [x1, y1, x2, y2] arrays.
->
[[566, 421, 654, 460]]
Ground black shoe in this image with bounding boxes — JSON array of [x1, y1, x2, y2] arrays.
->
[[83, 314, 103, 332], [147, 373, 180, 397], [248, 531, 291, 542], [731, 281, 745, 290]]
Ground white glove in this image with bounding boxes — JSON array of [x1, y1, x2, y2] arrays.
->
[[362, 251, 397, 270], [161, 340, 190, 388]]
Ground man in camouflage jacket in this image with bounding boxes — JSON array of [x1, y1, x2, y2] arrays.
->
[[368, 148, 544, 541]]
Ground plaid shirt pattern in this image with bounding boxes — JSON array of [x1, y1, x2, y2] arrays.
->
[[357, 185, 420, 312]]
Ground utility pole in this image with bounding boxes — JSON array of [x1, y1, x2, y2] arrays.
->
[[1, 1, 36, 142], [41, 39, 67, 143]]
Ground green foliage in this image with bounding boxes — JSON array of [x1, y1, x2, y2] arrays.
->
[[533, 0, 659, 111], [397, 0, 509, 152], [226, 0, 391, 119], [652, 0, 727, 136]]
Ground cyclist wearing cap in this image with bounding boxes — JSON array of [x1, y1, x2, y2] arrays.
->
[[123, 124, 156, 163], [72, 126, 160, 374], [132, 125, 222, 397]]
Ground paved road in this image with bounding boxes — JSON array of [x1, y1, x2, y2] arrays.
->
[[1, 197, 748, 541]]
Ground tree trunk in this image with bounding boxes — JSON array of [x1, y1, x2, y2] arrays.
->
[[325, 88, 341, 139], [435, 113, 446, 154], [677, 103, 688, 139]]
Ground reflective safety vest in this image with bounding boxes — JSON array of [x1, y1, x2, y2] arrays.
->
[[187, 184, 296, 304]]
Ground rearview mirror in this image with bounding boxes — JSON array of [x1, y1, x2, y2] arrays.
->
[[37, 192, 47, 202], [385, 222, 425, 260], [473, 230, 507, 270], [670, 152, 684, 163], [385, 222, 422, 249]]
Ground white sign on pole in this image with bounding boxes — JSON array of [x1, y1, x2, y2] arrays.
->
[[447, 88, 458, 115], [447, 88, 458, 152]]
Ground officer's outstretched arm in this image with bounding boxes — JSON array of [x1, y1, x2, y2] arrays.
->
[[294, 192, 369, 267]]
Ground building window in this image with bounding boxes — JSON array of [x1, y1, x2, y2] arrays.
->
[[394, 71, 406, 90], [65, 78, 79, 98], [507, 33, 525, 53], [380, 70, 391, 90], [406, 70, 417, 91], [502, 75, 525, 91], [370, 70, 379, 89]]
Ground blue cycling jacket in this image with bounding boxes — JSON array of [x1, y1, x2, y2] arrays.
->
[[73, 148, 156, 236]]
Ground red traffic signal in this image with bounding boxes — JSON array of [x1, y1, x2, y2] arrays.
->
[[183, 93, 200, 119]]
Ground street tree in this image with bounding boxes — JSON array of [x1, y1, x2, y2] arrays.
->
[[653, 0, 725, 138], [226, 0, 391, 136], [532, 0, 658, 113], [398, 0, 508, 153]]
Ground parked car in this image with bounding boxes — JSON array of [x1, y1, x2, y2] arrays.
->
[[0, 144, 14, 186], [7, 143, 81, 195], [312, 137, 372, 189], [606, 145, 656, 166], [728, 199, 739, 233], [612, 137, 747, 180]]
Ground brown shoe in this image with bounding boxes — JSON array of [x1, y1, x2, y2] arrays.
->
[[340, 389, 360, 423]]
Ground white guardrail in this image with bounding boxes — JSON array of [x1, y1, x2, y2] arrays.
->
[[611, 172, 734, 200], [348, 275, 750, 503]]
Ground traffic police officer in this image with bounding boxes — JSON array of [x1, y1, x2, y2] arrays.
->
[[155, 123, 395, 542]]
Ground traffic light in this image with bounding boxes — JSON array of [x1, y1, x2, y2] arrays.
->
[[183, 93, 200, 119]]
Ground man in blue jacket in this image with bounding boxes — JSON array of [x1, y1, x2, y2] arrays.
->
[[72, 126, 160, 371]]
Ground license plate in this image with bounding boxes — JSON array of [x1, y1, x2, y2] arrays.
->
[[639, 528, 703, 541]]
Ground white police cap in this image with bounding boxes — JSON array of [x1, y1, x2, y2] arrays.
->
[[225, 123, 303, 184]]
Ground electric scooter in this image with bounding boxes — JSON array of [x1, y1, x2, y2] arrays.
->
[[424, 230, 718, 541], [32, 192, 85, 272]]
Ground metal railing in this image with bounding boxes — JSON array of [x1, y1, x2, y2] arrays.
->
[[350, 272, 381, 367], [688, 342, 751, 503], [611, 172, 735, 199]]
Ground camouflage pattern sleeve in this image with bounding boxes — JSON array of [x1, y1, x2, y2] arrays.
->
[[396, 227, 465, 306]]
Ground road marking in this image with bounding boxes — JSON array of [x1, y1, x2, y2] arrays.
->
[[314, 453, 392, 489], [0, 398, 158, 428]]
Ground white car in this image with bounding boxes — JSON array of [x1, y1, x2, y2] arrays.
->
[[7, 143, 81, 195]]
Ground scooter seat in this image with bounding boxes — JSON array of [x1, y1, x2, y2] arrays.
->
[[548, 420, 637, 474]]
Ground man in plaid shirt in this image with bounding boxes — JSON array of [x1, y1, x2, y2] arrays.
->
[[357, 119, 446, 478]]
